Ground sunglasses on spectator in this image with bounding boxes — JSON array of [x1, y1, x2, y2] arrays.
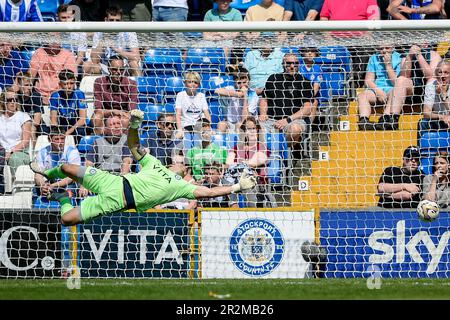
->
[[5, 98, 16, 103], [285, 61, 299, 65]]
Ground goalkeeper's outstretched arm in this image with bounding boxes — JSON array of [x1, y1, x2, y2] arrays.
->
[[128, 110, 146, 162], [193, 172, 257, 199]]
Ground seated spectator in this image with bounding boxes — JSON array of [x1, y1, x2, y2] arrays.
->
[[245, 1, 285, 40], [357, 45, 403, 130], [203, 0, 242, 41], [57, 4, 88, 74], [0, 42, 27, 91], [85, 115, 133, 175], [29, 41, 77, 105], [226, 117, 274, 207], [377, 43, 441, 130], [0, 87, 32, 178], [245, 0, 284, 21], [186, 118, 227, 181], [143, 113, 178, 166], [298, 46, 322, 124], [197, 163, 238, 208], [152, 0, 189, 21], [0, 0, 43, 22], [419, 60, 450, 137], [377, 145, 424, 208], [34, 126, 81, 200], [283, 0, 324, 21], [68, 0, 108, 21], [215, 69, 251, 133], [83, 6, 141, 77], [112, 1, 152, 21], [92, 55, 138, 135], [15, 71, 48, 140], [423, 151, 450, 208], [203, 0, 242, 64], [259, 53, 316, 158], [243, 47, 284, 95], [175, 71, 212, 141], [0, 145, 4, 193], [320, 0, 380, 89], [320, 0, 380, 21], [49, 69, 88, 145], [387, 0, 442, 20]]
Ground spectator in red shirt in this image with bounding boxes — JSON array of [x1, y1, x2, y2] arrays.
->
[[92, 55, 138, 135], [320, 0, 380, 20], [320, 0, 380, 89]]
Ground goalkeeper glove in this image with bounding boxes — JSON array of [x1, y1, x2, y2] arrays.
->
[[231, 171, 257, 193], [130, 109, 144, 129]]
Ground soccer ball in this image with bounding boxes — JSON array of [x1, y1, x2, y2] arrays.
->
[[417, 200, 440, 222]]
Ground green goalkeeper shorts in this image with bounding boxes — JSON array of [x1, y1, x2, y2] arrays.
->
[[80, 167, 125, 223]]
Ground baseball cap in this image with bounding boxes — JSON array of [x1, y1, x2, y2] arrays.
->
[[403, 146, 420, 159]]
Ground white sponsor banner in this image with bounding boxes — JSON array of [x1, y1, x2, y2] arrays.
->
[[201, 210, 315, 279]]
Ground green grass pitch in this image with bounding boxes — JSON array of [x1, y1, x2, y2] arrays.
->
[[0, 279, 449, 300]]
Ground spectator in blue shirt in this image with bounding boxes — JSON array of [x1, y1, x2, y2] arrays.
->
[[49, 69, 87, 144], [143, 113, 178, 166], [357, 45, 403, 130], [0, 0, 43, 22], [34, 126, 81, 199], [283, 0, 324, 21], [299, 46, 322, 126], [243, 47, 284, 95]]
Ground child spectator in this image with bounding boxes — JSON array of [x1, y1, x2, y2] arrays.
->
[[49, 69, 87, 144], [186, 118, 227, 181], [15, 71, 48, 140], [175, 71, 212, 140], [215, 69, 251, 133], [34, 126, 81, 200]]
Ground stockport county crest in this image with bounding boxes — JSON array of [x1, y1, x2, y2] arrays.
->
[[229, 218, 284, 277]]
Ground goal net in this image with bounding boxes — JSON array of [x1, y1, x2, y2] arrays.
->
[[0, 21, 449, 279]]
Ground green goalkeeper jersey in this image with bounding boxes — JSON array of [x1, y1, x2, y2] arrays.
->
[[124, 154, 197, 211]]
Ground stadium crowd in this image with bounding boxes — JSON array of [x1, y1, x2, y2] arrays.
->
[[1, 0, 450, 210]]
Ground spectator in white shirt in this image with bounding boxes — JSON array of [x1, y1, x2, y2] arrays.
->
[[57, 4, 88, 74], [83, 5, 141, 76], [175, 71, 212, 140], [0, 87, 32, 177]]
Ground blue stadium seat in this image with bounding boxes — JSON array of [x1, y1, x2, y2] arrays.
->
[[37, 0, 61, 21], [141, 104, 164, 123], [143, 48, 182, 77], [78, 135, 100, 153], [34, 196, 60, 209], [419, 131, 450, 150], [421, 157, 434, 175], [315, 46, 352, 99], [201, 74, 234, 98], [137, 76, 162, 103], [161, 76, 184, 103], [209, 100, 225, 129], [185, 48, 226, 74], [211, 133, 238, 150], [266, 132, 289, 185]]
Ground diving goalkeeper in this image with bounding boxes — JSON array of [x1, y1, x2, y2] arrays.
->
[[30, 110, 257, 226]]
